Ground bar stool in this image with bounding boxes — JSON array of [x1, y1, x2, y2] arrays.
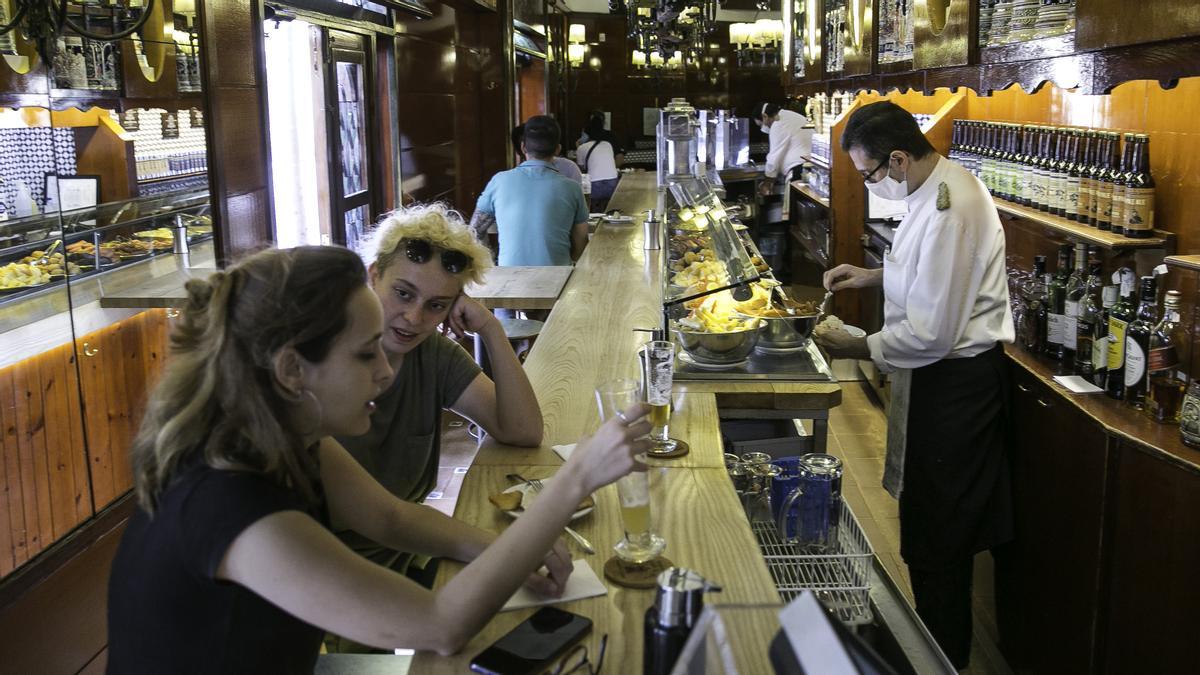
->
[[469, 318, 543, 440]]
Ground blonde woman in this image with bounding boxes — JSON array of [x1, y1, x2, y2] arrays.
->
[[106, 246, 650, 671], [334, 203, 543, 583]]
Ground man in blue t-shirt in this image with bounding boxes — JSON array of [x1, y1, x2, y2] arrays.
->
[[471, 115, 590, 267]]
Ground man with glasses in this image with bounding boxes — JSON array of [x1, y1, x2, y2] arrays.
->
[[754, 101, 812, 196], [814, 101, 1014, 670]]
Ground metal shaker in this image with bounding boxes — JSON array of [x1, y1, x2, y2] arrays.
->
[[643, 210, 661, 250], [643, 568, 722, 675]]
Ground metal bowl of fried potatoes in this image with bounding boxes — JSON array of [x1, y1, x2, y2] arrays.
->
[[673, 311, 762, 365]]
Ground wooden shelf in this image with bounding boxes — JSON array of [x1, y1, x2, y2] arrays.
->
[[1164, 255, 1200, 272], [790, 181, 830, 209], [137, 170, 207, 185], [992, 197, 1174, 250]]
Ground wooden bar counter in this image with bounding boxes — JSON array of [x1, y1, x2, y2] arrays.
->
[[409, 172, 842, 671]]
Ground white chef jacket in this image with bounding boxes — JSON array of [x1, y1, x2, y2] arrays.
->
[[866, 156, 1015, 374], [765, 110, 813, 178]]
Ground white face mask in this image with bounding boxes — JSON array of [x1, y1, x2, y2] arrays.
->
[[864, 162, 908, 200]]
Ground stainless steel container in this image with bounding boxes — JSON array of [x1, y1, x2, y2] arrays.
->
[[742, 313, 819, 350], [674, 323, 761, 365]]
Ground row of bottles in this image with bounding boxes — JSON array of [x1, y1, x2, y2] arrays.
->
[[979, 0, 1075, 48], [52, 36, 120, 91], [950, 120, 1156, 239], [877, 0, 914, 65], [1017, 244, 1186, 425]]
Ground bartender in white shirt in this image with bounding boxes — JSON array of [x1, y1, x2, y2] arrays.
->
[[755, 101, 812, 195], [814, 101, 1015, 670]]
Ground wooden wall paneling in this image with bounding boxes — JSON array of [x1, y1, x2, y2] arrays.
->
[[198, 0, 273, 262], [0, 365, 14, 577], [0, 365, 28, 571], [1089, 40, 1200, 95], [100, 323, 133, 499], [829, 100, 865, 325], [912, 0, 970, 70], [454, 39, 484, 210], [476, 0, 515, 192], [77, 328, 115, 510], [120, 0, 180, 101], [12, 355, 53, 559], [72, 124, 136, 204], [0, 515, 128, 675], [1101, 441, 1200, 674], [1076, 0, 1200, 52], [373, 36, 397, 212], [36, 343, 91, 541], [978, 52, 1095, 96]]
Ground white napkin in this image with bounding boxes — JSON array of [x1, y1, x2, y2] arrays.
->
[[552, 443, 576, 461], [501, 559, 608, 612], [1053, 375, 1105, 394]]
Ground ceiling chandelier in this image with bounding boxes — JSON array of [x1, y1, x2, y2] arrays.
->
[[614, 0, 719, 69], [0, 0, 155, 61]]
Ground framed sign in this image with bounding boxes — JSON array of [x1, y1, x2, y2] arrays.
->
[[119, 109, 139, 131], [161, 111, 180, 139], [45, 174, 100, 228], [189, 108, 204, 128]]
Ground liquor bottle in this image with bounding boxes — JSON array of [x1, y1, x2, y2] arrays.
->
[[1017, 124, 1036, 206], [1124, 276, 1158, 409], [1065, 130, 1084, 222], [1092, 284, 1118, 388], [950, 121, 963, 166], [1146, 290, 1186, 423], [1032, 127, 1051, 211], [982, 123, 998, 194], [1077, 130, 1097, 226], [1050, 128, 1070, 217], [1094, 132, 1120, 231], [1045, 245, 1072, 361], [1002, 124, 1019, 201], [1062, 242, 1089, 366], [994, 124, 1010, 199], [1123, 134, 1155, 238], [1074, 260, 1104, 376], [1111, 133, 1136, 236], [1020, 255, 1049, 353], [1105, 269, 1137, 399]]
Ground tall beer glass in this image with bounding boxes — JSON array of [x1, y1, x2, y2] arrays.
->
[[640, 340, 678, 455], [595, 379, 665, 563]]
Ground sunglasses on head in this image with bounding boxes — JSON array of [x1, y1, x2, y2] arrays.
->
[[404, 239, 471, 274]]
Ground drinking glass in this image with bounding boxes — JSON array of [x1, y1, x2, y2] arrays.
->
[[595, 379, 666, 563], [640, 341, 678, 455]]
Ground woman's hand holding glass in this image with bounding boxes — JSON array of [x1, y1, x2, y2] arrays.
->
[[564, 402, 652, 493]]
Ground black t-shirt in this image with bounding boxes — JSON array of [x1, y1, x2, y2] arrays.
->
[[107, 464, 326, 674]]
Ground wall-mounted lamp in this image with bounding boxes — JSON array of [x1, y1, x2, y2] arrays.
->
[[567, 42, 586, 67], [568, 23, 586, 44]]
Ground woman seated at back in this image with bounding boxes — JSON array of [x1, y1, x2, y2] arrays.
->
[[106, 246, 650, 672], [334, 204, 545, 586]]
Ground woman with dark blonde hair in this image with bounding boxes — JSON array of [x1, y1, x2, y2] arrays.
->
[[106, 246, 649, 672]]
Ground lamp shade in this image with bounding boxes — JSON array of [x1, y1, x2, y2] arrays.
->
[[568, 23, 586, 44], [568, 43, 586, 66]]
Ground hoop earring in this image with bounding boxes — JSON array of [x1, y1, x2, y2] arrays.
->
[[296, 389, 325, 437]]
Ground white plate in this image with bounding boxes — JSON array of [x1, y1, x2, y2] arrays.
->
[[843, 325, 867, 338], [502, 478, 594, 521], [603, 215, 634, 224]]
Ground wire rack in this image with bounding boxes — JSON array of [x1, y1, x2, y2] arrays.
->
[[750, 498, 874, 625]]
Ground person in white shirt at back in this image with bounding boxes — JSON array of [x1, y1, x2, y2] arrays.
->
[[754, 101, 812, 196], [575, 110, 625, 211]]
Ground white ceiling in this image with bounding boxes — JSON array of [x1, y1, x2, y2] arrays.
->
[[561, 0, 771, 22]]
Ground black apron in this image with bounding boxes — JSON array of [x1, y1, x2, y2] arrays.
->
[[899, 344, 1014, 570]]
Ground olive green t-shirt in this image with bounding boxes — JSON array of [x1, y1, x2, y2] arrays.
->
[[334, 333, 481, 569]]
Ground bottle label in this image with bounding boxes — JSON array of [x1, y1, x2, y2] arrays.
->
[[1092, 330, 1108, 372], [1096, 184, 1113, 221], [1054, 175, 1068, 210], [1066, 176, 1081, 215], [1047, 313, 1066, 344], [1125, 187, 1154, 232], [1111, 189, 1127, 227], [1065, 299, 1079, 318], [1124, 337, 1146, 387], [1107, 318, 1128, 369], [1148, 346, 1179, 373], [1181, 395, 1200, 444], [1079, 179, 1094, 216], [1064, 316, 1078, 349]]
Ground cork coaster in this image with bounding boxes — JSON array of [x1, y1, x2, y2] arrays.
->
[[646, 438, 690, 459], [603, 555, 674, 589]]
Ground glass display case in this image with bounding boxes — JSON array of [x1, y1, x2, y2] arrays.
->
[[0, 0, 213, 580]]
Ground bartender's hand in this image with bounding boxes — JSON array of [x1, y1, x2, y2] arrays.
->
[[823, 264, 883, 292], [814, 330, 871, 360], [757, 179, 773, 196], [446, 294, 496, 339], [523, 539, 573, 598]]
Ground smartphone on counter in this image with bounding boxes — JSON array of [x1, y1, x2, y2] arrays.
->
[[468, 606, 593, 675]]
